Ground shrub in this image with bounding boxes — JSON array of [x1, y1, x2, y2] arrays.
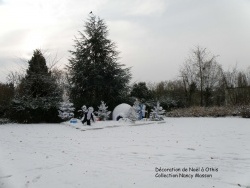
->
[[167, 106, 239, 117], [239, 106, 250, 118]]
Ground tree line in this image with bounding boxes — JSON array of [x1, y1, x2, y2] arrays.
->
[[0, 14, 250, 122], [129, 46, 250, 111]]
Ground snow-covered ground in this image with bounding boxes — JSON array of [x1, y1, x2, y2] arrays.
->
[[0, 118, 250, 188]]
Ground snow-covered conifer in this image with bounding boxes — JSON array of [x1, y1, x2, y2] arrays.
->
[[127, 107, 138, 122], [133, 99, 140, 119], [68, 14, 131, 110], [7, 50, 62, 123], [58, 102, 75, 120], [150, 101, 165, 121], [97, 101, 111, 121]]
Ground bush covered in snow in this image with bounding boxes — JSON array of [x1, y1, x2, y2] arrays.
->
[[0, 118, 10, 125], [167, 106, 240, 117], [58, 102, 75, 120], [239, 106, 250, 118]]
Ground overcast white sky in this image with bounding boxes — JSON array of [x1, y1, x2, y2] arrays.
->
[[1, 0, 250, 83]]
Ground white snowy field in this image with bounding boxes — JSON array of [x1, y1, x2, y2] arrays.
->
[[0, 118, 250, 188]]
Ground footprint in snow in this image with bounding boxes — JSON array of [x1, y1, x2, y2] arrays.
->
[[32, 175, 41, 183], [25, 181, 30, 188], [0, 175, 12, 179], [187, 148, 195, 151]]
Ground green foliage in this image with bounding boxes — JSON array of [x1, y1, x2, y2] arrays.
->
[[68, 14, 131, 110], [7, 50, 62, 123], [149, 81, 186, 110], [0, 83, 14, 117], [130, 82, 152, 101], [8, 98, 61, 123], [225, 87, 250, 106], [239, 106, 250, 118]]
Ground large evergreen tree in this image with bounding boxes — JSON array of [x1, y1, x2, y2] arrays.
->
[[68, 14, 131, 110], [130, 82, 152, 101], [8, 50, 62, 123]]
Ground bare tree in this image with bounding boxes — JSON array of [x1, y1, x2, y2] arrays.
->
[[237, 72, 248, 87], [51, 68, 70, 101], [223, 65, 250, 88], [180, 61, 197, 105], [6, 71, 24, 88], [180, 46, 222, 106], [246, 67, 250, 86], [223, 65, 239, 88]]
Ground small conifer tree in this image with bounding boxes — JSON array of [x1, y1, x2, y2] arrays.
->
[[150, 101, 165, 121], [58, 102, 75, 120], [127, 107, 138, 122], [97, 101, 111, 120]]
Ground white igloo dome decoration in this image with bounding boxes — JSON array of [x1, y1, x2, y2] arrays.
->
[[112, 103, 132, 121]]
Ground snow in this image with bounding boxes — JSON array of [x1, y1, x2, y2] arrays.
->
[[1, 118, 250, 188]]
